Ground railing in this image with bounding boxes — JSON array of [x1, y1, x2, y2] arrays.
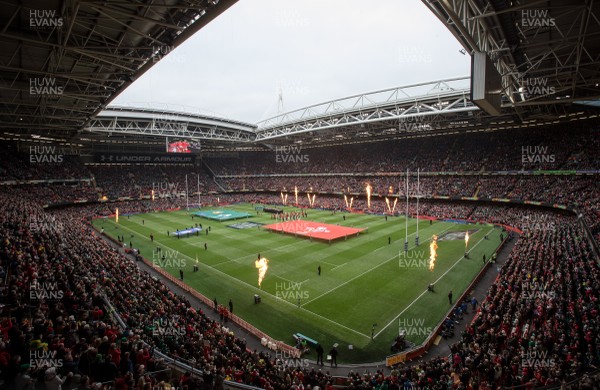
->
[[137, 255, 302, 359], [496, 369, 600, 390], [101, 293, 264, 390], [214, 169, 600, 178], [577, 209, 600, 260]]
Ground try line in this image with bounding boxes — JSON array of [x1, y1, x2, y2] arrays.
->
[[373, 226, 495, 339]]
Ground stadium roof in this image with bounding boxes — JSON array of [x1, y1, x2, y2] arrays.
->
[[423, 0, 600, 110], [82, 75, 598, 152], [1, 0, 599, 151], [0, 0, 237, 141]]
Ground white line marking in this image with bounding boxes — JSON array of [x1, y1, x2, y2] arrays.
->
[[331, 263, 347, 271], [274, 274, 297, 284], [302, 224, 454, 306], [110, 220, 370, 339], [212, 238, 320, 267], [320, 260, 337, 267], [327, 219, 431, 272], [340, 218, 446, 261], [372, 226, 494, 339]]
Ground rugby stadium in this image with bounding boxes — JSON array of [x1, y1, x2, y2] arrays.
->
[[0, 1, 599, 389]]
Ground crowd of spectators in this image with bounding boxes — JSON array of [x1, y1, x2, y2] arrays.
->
[[88, 166, 218, 200], [0, 123, 598, 389], [1, 125, 597, 241], [213, 175, 598, 241], [0, 190, 347, 389], [218, 176, 483, 198], [216, 174, 595, 207], [1, 186, 598, 389], [0, 184, 98, 205], [206, 126, 599, 175], [448, 217, 600, 387], [0, 148, 91, 181]]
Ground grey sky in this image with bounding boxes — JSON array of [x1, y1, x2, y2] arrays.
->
[[111, 0, 470, 123]]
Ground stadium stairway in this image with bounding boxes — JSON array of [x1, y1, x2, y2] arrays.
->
[[200, 160, 227, 192], [213, 176, 227, 192]]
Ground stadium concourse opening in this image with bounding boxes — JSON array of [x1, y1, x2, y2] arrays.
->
[[263, 220, 366, 242]]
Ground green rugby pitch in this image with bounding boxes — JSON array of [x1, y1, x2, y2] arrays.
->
[[93, 203, 502, 363]]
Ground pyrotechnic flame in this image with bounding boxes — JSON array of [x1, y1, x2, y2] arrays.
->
[[392, 198, 398, 213], [151, 189, 155, 201], [465, 231, 470, 249], [294, 186, 298, 205], [366, 184, 372, 209], [428, 235, 438, 271], [385, 197, 391, 213], [255, 257, 269, 287], [311, 194, 316, 206], [280, 192, 288, 205], [344, 194, 349, 208], [116, 208, 119, 223], [349, 197, 354, 209]]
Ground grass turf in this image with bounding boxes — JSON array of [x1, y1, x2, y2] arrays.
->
[[93, 203, 503, 363]]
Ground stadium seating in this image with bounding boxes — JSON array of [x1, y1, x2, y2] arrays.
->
[[0, 124, 598, 388]]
